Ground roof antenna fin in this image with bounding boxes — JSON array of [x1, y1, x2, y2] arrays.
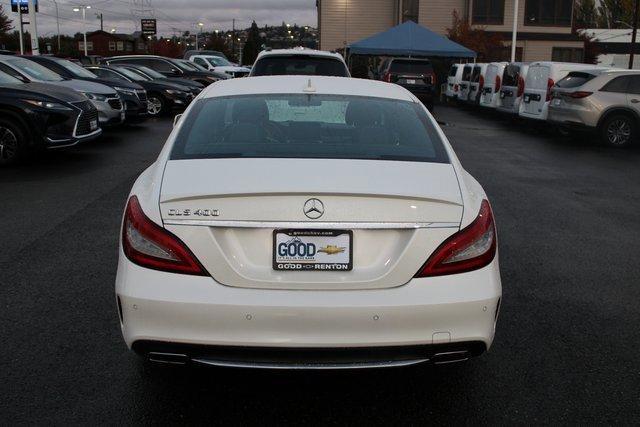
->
[[303, 78, 316, 93]]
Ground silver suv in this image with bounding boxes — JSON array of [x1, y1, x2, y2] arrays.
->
[[548, 69, 640, 147]]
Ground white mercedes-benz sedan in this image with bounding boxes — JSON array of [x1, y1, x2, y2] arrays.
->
[[115, 75, 502, 369]]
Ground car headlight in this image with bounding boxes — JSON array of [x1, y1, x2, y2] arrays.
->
[[83, 92, 108, 101], [164, 89, 183, 95], [114, 87, 136, 96], [23, 99, 72, 110]]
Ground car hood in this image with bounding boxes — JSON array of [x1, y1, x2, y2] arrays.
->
[[215, 66, 251, 73], [46, 79, 117, 96], [141, 80, 192, 92], [0, 82, 87, 103], [76, 76, 142, 90], [162, 77, 204, 88]]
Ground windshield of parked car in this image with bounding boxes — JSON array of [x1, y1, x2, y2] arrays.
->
[[390, 60, 432, 75], [133, 66, 165, 79], [172, 59, 197, 72], [115, 67, 149, 82], [252, 56, 349, 77], [205, 56, 232, 67], [52, 58, 99, 79], [171, 94, 449, 163], [0, 70, 23, 84], [4, 57, 65, 81]]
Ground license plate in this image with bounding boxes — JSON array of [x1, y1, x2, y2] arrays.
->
[[406, 79, 416, 84], [273, 229, 352, 271], [90, 119, 98, 130]]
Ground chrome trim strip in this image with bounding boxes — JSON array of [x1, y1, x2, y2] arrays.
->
[[162, 220, 460, 229], [191, 357, 429, 370]]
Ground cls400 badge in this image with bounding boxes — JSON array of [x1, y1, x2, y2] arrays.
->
[[273, 229, 352, 271], [167, 209, 219, 217]]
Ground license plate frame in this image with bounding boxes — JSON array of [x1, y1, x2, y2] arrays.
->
[[89, 119, 98, 131], [273, 229, 353, 272], [406, 79, 416, 84]]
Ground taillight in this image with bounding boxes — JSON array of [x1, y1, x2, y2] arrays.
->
[[546, 78, 555, 102], [454, 84, 459, 92], [427, 71, 437, 86], [494, 75, 501, 92], [517, 76, 524, 97], [479, 75, 484, 92], [122, 196, 207, 276], [569, 91, 593, 99], [383, 72, 391, 83], [415, 200, 496, 277]]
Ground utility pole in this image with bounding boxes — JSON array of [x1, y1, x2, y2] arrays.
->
[[510, 0, 519, 62], [52, 0, 60, 53], [232, 19, 235, 60], [630, 0, 640, 69], [27, 0, 40, 55]]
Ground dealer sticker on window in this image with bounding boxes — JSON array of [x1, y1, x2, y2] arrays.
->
[[273, 229, 352, 271]]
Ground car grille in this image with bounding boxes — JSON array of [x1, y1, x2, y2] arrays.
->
[[108, 97, 123, 110], [73, 101, 99, 136], [232, 71, 249, 78], [136, 90, 147, 102]]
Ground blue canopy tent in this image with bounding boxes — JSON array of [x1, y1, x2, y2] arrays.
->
[[347, 21, 476, 58]]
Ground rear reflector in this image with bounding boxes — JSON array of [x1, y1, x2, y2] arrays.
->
[[415, 200, 496, 277], [122, 196, 207, 276]]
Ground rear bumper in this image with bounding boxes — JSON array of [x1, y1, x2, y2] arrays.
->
[[116, 253, 502, 357], [548, 105, 598, 129]]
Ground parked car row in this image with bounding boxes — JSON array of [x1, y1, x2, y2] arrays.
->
[[446, 61, 640, 147], [0, 51, 263, 165]]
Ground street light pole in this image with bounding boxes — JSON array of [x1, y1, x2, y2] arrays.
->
[[27, 0, 40, 55], [630, 0, 640, 69], [511, 0, 519, 62], [73, 5, 91, 57]]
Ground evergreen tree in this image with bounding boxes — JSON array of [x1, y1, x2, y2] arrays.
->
[[0, 5, 13, 35], [242, 21, 262, 66]]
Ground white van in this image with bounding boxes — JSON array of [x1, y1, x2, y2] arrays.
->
[[479, 62, 508, 108], [468, 63, 488, 104], [497, 63, 529, 114], [445, 63, 465, 99], [519, 61, 607, 120], [458, 64, 474, 102]]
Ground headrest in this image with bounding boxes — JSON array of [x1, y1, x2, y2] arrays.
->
[[232, 98, 269, 123], [345, 100, 383, 126]]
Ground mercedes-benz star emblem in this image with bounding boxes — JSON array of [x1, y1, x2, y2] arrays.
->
[[303, 198, 324, 219]]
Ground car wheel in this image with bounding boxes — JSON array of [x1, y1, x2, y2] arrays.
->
[[0, 118, 27, 166], [147, 94, 165, 116], [600, 114, 635, 147]]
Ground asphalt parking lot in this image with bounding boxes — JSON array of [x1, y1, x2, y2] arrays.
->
[[1, 106, 639, 424]]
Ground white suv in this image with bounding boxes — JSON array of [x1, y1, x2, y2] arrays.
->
[[250, 47, 350, 77]]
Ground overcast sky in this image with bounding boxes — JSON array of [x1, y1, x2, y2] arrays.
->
[[4, 0, 317, 37]]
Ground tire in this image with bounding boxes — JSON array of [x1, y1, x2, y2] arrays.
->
[[0, 117, 28, 166], [600, 114, 635, 148], [146, 94, 166, 116]]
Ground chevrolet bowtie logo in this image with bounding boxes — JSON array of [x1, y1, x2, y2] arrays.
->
[[318, 245, 345, 255], [303, 198, 324, 219]]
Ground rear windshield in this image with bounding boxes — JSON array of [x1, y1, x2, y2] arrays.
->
[[471, 66, 482, 82], [555, 72, 597, 88], [252, 56, 348, 77], [502, 64, 521, 86], [462, 66, 473, 80], [390, 60, 432, 74], [448, 65, 458, 76], [171, 94, 449, 163], [525, 65, 550, 90]]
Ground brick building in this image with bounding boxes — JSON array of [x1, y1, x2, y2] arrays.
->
[[78, 30, 150, 57]]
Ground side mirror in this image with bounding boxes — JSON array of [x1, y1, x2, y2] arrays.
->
[[173, 114, 183, 127]]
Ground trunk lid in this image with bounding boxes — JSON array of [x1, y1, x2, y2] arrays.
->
[[160, 158, 463, 290]]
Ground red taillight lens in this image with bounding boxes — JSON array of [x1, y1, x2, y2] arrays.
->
[[494, 75, 501, 92], [383, 72, 391, 83], [546, 78, 555, 102], [415, 200, 497, 278], [122, 196, 207, 276], [517, 76, 524, 97], [427, 71, 437, 86], [454, 84, 459, 92], [569, 91, 593, 99], [479, 75, 484, 92]]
